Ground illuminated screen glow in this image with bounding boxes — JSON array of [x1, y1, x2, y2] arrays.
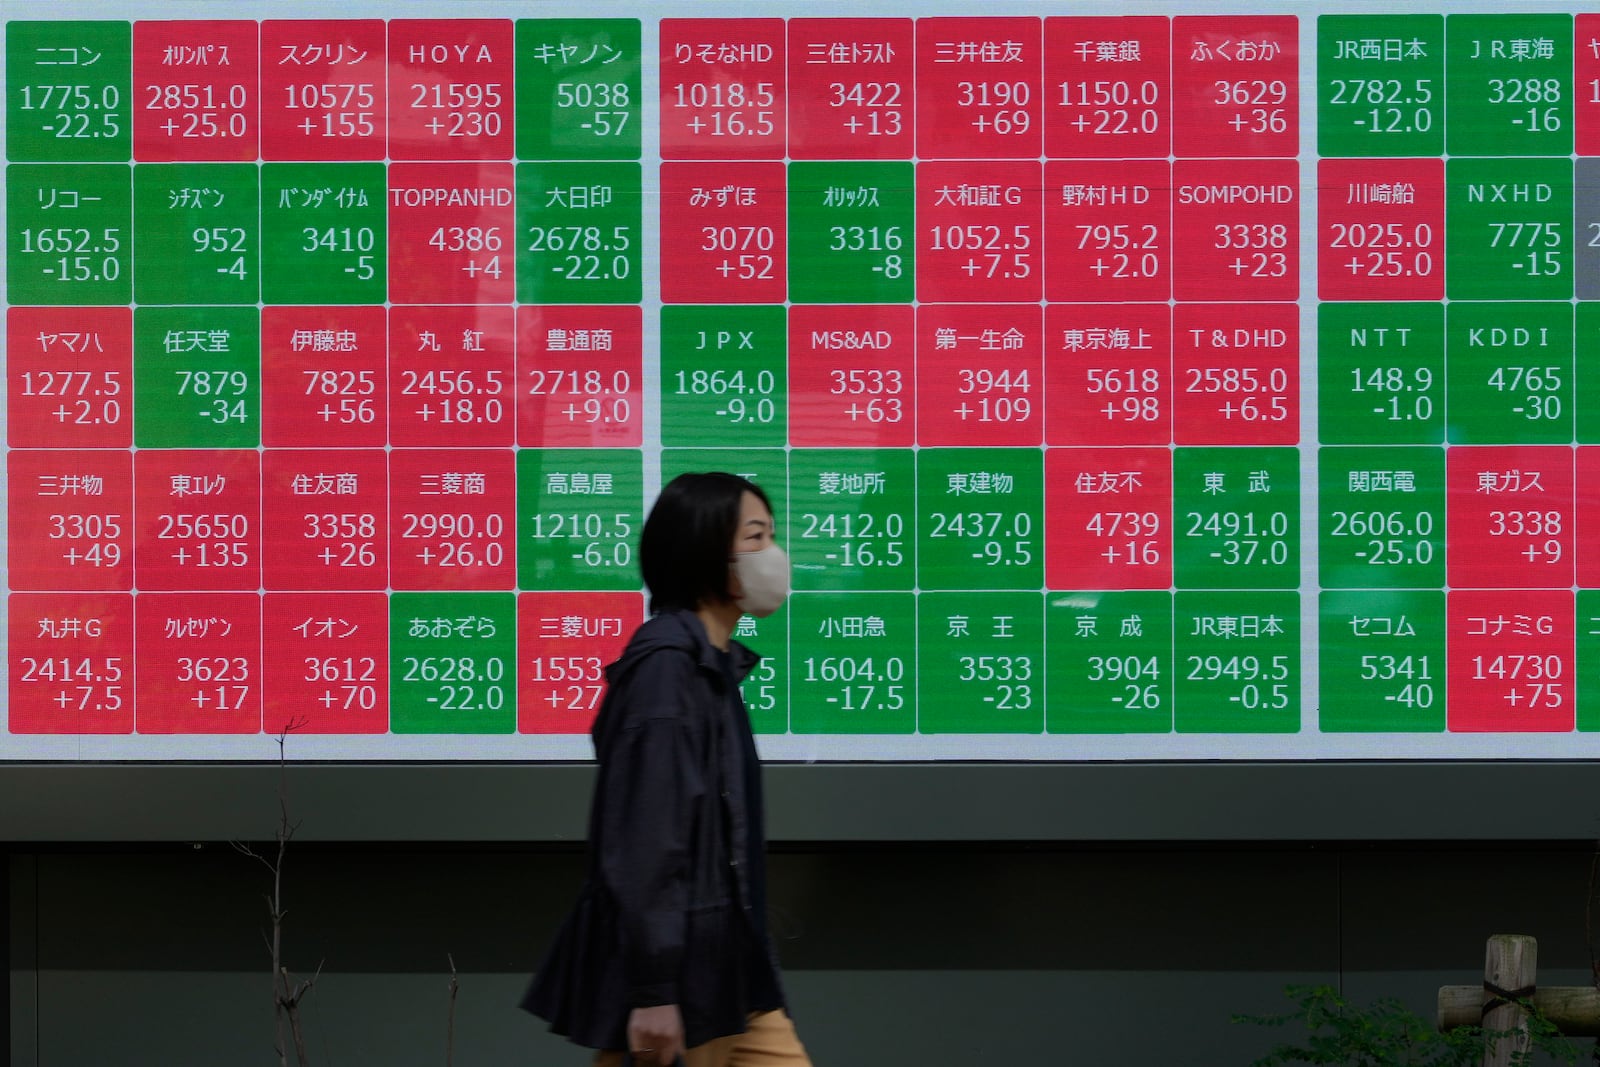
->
[[4, 2, 1599, 760]]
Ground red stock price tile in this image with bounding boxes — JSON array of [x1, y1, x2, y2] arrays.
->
[[916, 160, 1042, 303], [386, 20, 513, 160], [1044, 159, 1170, 302], [1171, 15, 1298, 158], [659, 162, 787, 304], [1172, 158, 1298, 302], [789, 305, 915, 448], [388, 163, 515, 305], [517, 591, 644, 733], [788, 18, 914, 160], [388, 305, 514, 447], [133, 449, 261, 591], [1045, 303, 1172, 447], [660, 19, 786, 160], [516, 305, 643, 448], [10, 592, 135, 734], [388, 448, 516, 591], [915, 17, 1042, 159], [9, 449, 133, 592], [132, 20, 259, 161], [261, 449, 388, 592], [1172, 303, 1298, 446], [263, 592, 388, 734], [1045, 16, 1171, 159], [916, 303, 1042, 447], [1447, 446, 1574, 590], [8, 307, 131, 449], [1447, 589, 1574, 732], [135, 592, 261, 734], [260, 19, 386, 161], [1318, 158, 1444, 301], [1045, 447, 1173, 591], [261, 305, 387, 449]]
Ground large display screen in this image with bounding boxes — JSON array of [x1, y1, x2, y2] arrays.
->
[[5, 1, 1599, 761]]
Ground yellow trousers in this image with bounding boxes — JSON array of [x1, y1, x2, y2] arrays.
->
[[593, 1010, 811, 1067]]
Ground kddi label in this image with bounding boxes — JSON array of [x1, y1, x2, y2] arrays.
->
[[1468, 326, 1554, 347]]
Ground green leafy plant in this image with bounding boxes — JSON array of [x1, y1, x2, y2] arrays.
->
[[1235, 984, 1582, 1067]]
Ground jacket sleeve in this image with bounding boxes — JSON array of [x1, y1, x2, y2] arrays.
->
[[593, 652, 706, 1008]]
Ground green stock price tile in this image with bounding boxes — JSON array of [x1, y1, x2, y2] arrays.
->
[[1445, 158, 1572, 302], [1319, 446, 1445, 590], [1445, 14, 1572, 157], [788, 592, 914, 734], [1173, 591, 1300, 733], [515, 19, 641, 161], [1173, 447, 1299, 590], [662, 448, 788, 521], [789, 449, 915, 592], [787, 161, 915, 305], [390, 593, 516, 734], [732, 608, 788, 735], [1045, 591, 1172, 734], [917, 592, 1043, 734], [916, 447, 1043, 590], [1320, 590, 1445, 732], [133, 162, 260, 305], [516, 162, 641, 304], [516, 449, 643, 592], [7, 163, 131, 305], [1579, 591, 1600, 732], [660, 306, 787, 447], [1317, 14, 1443, 158], [7, 20, 131, 162], [1445, 302, 1572, 445], [1579, 304, 1600, 444], [133, 306, 259, 448], [1317, 303, 1443, 446], [260, 163, 386, 305]]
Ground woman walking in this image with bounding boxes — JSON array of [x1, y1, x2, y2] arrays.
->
[[524, 472, 812, 1067]]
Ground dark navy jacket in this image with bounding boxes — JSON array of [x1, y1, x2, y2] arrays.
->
[[521, 610, 782, 1050]]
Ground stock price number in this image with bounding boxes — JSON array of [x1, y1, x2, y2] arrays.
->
[[401, 367, 506, 426], [954, 367, 1032, 423], [400, 512, 505, 568], [1348, 365, 1434, 422], [17, 655, 124, 713], [1186, 652, 1290, 710], [530, 368, 633, 426], [800, 511, 905, 569], [830, 368, 902, 424], [958, 654, 1033, 712], [1085, 510, 1161, 568], [1185, 510, 1290, 567], [401, 654, 507, 712], [526, 510, 634, 569], [527, 654, 605, 712], [803, 655, 906, 713], [304, 655, 378, 712], [1359, 653, 1434, 710], [673, 367, 777, 425], [18, 226, 124, 285], [21, 369, 122, 427], [1085, 653, 1161, 712], [1328, 509, 1436, 567], [1086, 367, 1161, 423], [928, 510, 1034, 567]]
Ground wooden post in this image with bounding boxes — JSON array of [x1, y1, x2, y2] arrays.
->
[[1482, 934, 1537, 1067]]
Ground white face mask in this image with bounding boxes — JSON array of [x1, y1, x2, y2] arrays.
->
[[731, 544, 790, 618]]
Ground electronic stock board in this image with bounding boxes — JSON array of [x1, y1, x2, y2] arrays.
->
[[7, 1, 1600, 766]]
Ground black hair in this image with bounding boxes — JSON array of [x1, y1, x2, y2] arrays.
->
[[640, 472, 772, 614]]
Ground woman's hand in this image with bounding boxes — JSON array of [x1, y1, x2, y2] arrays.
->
[[627, 1003, 685, 1065]]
